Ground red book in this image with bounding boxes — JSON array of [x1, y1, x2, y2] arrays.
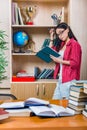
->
[[0, 109, 9, 120]]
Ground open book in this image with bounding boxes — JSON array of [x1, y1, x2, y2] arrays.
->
[[29, 104, 75, 117], [24, 97, 49, 107], [0, 97, 49, 109], [36, 46, 60, 63]]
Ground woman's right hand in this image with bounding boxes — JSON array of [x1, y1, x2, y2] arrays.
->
[[49, 28, 55, 40]]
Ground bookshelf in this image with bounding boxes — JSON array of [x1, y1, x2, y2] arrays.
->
[[1, 0, 87, 99], [10, 0, 69, 99]]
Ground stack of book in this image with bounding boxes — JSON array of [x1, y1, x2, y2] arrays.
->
[[67, 80, 87, 114]]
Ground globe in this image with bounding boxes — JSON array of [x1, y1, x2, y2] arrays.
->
[[13, 31, 29, 52]]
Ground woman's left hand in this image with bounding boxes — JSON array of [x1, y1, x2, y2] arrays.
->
[[50, 55, 63, 64]]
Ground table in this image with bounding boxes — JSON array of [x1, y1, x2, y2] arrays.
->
[[0, 100, 87, 130]]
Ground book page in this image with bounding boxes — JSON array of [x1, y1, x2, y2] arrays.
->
[[25, 97, 49, 105]]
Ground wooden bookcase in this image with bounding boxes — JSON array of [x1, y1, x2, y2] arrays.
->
[[10, 0, 69, 99]]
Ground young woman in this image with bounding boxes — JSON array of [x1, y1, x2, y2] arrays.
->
[[49, 22, 82, 99]]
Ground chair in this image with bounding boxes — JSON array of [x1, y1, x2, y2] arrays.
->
[[0, 94, 17, 100]]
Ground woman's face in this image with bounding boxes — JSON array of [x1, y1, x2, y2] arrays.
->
[[56, 28, 69, 41]]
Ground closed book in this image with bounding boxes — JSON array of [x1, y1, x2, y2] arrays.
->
[[39, 69, 50, 79], [45, 69, 54, 79], [69, 96, 87, 102], [70, 85, 84, 92], [29, 104, 75, 117], [67, 107, 82, 114], [36, 46, 60, 63], [68, 99, 87, 106], [0, 109, 9, 120], [34, 67, 40, 79], [5, 108, 32, 117], [68, 103, 84, 111], [72, 80, 87, 86], [37, 69, 46, 79], [70, 90, 87, 98]]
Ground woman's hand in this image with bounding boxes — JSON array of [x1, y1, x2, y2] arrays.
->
[[50, 55, 70, 65], [50, 55, 63, 64]]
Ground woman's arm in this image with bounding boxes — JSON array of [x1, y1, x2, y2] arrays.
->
[[50, 55, 70, 65]]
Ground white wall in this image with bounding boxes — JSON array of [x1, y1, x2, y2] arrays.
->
[[70, 0, 87, 80], [0, 0, 11, 88]]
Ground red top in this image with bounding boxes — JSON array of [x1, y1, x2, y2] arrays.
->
[[52, 38, 82, 83]]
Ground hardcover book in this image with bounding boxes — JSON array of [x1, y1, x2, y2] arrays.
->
[[0, 109, 9, 120], [36, 46, 60, 63]]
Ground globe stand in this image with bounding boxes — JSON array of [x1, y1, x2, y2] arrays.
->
[[18, 47, 25, 53], [14, 47, 25, 53]]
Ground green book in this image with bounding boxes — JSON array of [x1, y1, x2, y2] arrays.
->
[[36, 46, 60, 63]]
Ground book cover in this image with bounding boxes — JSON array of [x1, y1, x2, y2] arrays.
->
[[29, 104, 75, 117], [36, 46, 60, 63], [0, 109, 9, 120]]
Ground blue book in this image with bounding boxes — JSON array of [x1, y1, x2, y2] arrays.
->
[[37, 69, 47, 79], [39, 69, 50, 79], [36, 46, 60, 63], [45, 69, 54, 79]]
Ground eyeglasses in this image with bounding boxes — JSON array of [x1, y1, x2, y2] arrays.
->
[[57, 29, 66, 37]]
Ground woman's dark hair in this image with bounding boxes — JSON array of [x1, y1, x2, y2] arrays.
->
[[55, 22, 77, 41]]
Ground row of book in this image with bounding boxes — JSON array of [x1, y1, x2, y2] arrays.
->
[[67, 80, 87, 115], [12, 2, 24, 25], [34, 67, 54, 79]]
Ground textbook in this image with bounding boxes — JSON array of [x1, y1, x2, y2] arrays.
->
[[29, 104, 75, 117], [36, 46, 60, 63]]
